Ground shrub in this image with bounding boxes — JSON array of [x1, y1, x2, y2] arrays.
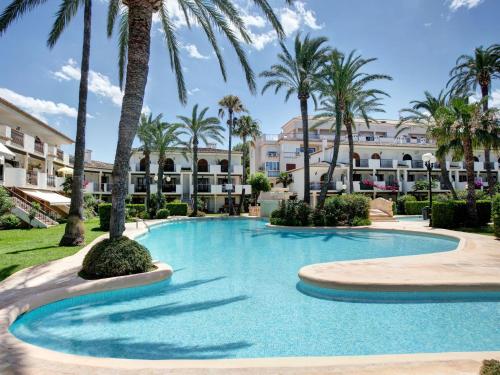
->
[[311, 208, 325, 226], [99, 203, 147, 230], [323, 194, 370, 226], [126, 204, 146, 219], [351, 217, 371, 226], [165, 202, 188, 216], [432, 200, 491, 229], [0, 186, 14, 215], [413, 179, 438, 191], [189, 210, 206, 217], [396, 195, 416, 214], [269, 200, 312, 226], [493, 194, 500, 238], [155, 208, 170, 219], [81, 236, 154, 279], [480, 359, 500, 375], [404, 200, 429, 215], [0, 214, 21, 229], [248, 173, 271, 202]]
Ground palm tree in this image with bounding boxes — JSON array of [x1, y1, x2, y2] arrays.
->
[[175, 105, 224, 216], [1, 0, 93, 245], [398, 91, 457, 199], [276, 172, 293, 188], [136, 113, 160, 216], [448, 44, 500, 195], [435, 97, 495, 224], [105, 0, 288, 239], [218, 95, 246, 215], [314, 50, 391, 208], [260, 33, 329, 204], [150, 119, 182, 205]]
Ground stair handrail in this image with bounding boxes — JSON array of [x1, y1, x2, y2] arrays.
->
[[11, 196, 57, 224], [7, 188, 60, 222]]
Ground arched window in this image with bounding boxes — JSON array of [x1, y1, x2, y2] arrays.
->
[[353, 153, 360, 167], [371, 153, 381, 160], [473, 156, 479, 162], [164, 158, 174, 172], [139, 157, 147, 172], [198, 159, 208, 172], [220, 159, 228, 172], [34, 136, 44, 153], [402, 154, 412, 161]]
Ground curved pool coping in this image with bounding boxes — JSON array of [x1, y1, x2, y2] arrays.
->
[[1, 217, 499, 374]]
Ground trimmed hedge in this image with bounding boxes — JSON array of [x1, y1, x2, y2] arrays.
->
[[98, 203, 147, 230], [396, 195, 416, 214], [165, 202, 188, 216], [404, 200, 429, 215], [492, 194, 500, 238], [432, 200, 491, 229], [155, 208, 170, 219], [81, 236, 153, 279]]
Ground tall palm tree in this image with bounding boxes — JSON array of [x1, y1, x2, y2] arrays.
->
[[106, 0, 287, 239], [398, 91, 457, 199], [150, 119, 182, 205], [314, 50, 391, 208], [260, 33, 329, 204], [175, 104, 224, 216], [234, 115, 261, 212], [218, 95, 246, 215], [136, 112, 159, 216], [1, 0, 93, 245], [448, 44, 500, 195]]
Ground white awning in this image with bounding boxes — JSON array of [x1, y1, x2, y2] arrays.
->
[[20, 189, 71, 206], [0, 143, 15, 158]]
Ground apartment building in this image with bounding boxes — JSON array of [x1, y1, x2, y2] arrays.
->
[[251, 116, 500, 203]]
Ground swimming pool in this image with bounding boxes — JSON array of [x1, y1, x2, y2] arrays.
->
[[10, 219, 500, 359]]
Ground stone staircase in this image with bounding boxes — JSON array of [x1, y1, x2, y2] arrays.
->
[[10, 195, 58, 228], [369, 208, 396, 222], [369, 198, 397, 222]]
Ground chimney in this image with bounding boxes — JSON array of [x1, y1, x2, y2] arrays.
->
[[84, 149, 92, 163]]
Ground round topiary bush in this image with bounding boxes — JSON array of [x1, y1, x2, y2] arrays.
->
[[0, 214, 21, 229], [155, 208, 170, 219], [81, 236, 154, 279]]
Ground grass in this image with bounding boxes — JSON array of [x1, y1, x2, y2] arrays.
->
[[0, 218, 106, 282]]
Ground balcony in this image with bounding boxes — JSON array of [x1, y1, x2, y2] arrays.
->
[[380, 159, 394, 168], [47, 175, 56, 187], [411, 160, 424, 168], [101, 183, 113, 192], [356, 159, 369, 168], [135, 184, 147, 193], [197, 184, 211, 193], [222, 184, 235, 193], [267, 170, 280, 177], [309, 181, 337, 191], [56, 149, 64, 160], [34, 141, 44, 154], [26, 171, 38, 186], [162, 184, 177, 192], [11, 129, 24, 147]]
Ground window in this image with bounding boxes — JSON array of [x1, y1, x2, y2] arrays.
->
[[267, 151, 278, 157], [286, 163, 296, 171], [353, 173, 361, 182], [265, 162, 280, 171], [459, 175, 467, 182], [296, 147, 316, 153], [375, 174, 384, 181], [402, 154, 412, 161], [407, 174, 415, 182], [198, 159, 209, 172]]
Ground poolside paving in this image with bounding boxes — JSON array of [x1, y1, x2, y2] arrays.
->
[[0, 218, 498, 375]]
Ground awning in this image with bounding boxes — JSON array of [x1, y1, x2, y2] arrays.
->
[[0, 143, 15, 158], [20, 189, 71, 206], [57, 166, 73, 175]]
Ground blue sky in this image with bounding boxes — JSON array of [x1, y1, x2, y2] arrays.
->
[[0, 0, 499, 162]]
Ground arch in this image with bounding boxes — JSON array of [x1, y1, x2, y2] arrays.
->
[[164, 158, 174, 172], [371, 153, 381, 160], [220, 159, 229, 172], [353, 152, 360, 167], [473, 156, 479, 162], [197, 159, 209, 172], [402, 154, 412, 161], [139, 157, 147, 172], [320, 173, 328, 182]]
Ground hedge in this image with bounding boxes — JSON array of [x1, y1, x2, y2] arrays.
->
[[165, 202, 188, 216], [98, 203, 147, 230], [404, 200, 429, 215], [432, 200, 491, 229], [492, 194, 500, 238]]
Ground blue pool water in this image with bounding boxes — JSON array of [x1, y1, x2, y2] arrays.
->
[[10, 219, 500, 359]]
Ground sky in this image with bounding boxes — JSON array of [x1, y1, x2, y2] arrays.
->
[[0, 0, 499, 163]]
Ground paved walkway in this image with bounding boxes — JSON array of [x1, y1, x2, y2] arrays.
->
[[0, 218, 498, 375]]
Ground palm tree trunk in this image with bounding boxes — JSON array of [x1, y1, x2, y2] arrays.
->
[[346, 119, 354, 194], [463, 137, 478, 225], [481, 84, 494, 195], [109, 0, 153, 239], [300, 96, 311, 204], [317, 105, 343, 209], [60, 0, 91, 246], [192, 138, 198, 216], [144, 150, 151, 217], [227, 110, 234, 215], [157, 153, 164, 203], [238, 135, 247, 213], [438, 156, 457, 199]]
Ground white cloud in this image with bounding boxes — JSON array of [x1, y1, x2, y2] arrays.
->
[[294, 1, 323, 30], [181, 43, 211, 59], [0, 87, 78, 122], [187, 88, 201, 96], [424, 22, 432, 27], [241, 13, 267, 28], [448, 0, 482, 11], [141, 105, 151, 115], [491, 89, 500, 108], [53, 59, 123, 106]]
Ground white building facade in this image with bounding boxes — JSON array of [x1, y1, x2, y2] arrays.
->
[[251, 116, 500, 204]]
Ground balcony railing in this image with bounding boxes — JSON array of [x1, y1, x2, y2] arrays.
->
[[267, 170, 280, 177], [47, 175, 56, 187], [380, 159, 393, 168], [11, 129, 24, 147], [356, 159, 369, 168], [197, 184, 211, 193], [101, 183, 113, 192], [484, 162, 495, 170], [310, 182, 337, 191], [135, 184, 147, 193], [222, 185, 235, 193], [26, 172, 37, 186], [162, 184, 176, 192], [34, 141, 44, 154], [411, 160, 424, 168]]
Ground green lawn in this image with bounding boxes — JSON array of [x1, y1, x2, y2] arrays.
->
[[0, 218, 106, 282]]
